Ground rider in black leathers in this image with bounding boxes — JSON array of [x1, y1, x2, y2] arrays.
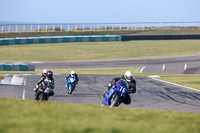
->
[[102, 71, 136, 105], [34, 70, 55, 100]]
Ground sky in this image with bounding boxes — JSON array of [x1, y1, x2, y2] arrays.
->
[[0, 0, 199, 23]]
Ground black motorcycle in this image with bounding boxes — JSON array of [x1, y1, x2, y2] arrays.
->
[[35, 81, 51, 101]]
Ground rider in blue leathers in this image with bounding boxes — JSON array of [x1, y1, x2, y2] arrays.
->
[[65, 70, 79, 85]]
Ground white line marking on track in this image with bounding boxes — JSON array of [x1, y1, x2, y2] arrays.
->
[[152, 78, 200, 93], [140, 66, 146, 73], [22, 75, 26, 100], [31, 62, 43, 64]]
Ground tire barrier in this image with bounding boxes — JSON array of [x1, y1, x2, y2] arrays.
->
[[1, 34, 200, 45], [0, 35, 121, 45], [121, 34, 200, 41], [0, 64, 35, 71]]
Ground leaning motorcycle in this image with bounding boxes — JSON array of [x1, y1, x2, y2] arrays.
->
[[103, 79, 130, 107], [66, 76, 77, 94], [35, 81, 51, 101]]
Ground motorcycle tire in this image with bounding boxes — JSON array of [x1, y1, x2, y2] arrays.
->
[[35, 92, 41, 101], [42, 94, 49, 101], [69, 86, 72, 94], [110, 94, 120, 107]]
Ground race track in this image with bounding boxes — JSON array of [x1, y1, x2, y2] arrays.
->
[[30, 55, 200, 74], [1, 74, 200, 113], [1, 55, 200, 113]]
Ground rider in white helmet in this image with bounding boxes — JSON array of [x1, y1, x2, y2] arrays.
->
[[108, 71, 136, 93], [102, 71, 136, 105], [124, 71, 134, 82], [65, 70, 79, 84]]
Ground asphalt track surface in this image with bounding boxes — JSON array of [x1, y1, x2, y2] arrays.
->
[[1, 55, 200, 113], [30, 55, 200, 74]]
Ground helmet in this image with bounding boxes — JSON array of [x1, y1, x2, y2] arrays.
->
[[43, 69, 48, 76], [70, 70, 76, 77], [124, 71, 133, 82], [47, 71, 53, 79]]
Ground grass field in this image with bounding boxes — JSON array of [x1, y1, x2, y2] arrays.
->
[[0, 98, 200, 133], [1, 40, 200, 62]]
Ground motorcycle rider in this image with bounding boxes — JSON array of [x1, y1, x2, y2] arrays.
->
[[65, 70, 79, 84], [34, 69, 48, 93], [34, 70, 55, 100], [102, 71, 136, 105]]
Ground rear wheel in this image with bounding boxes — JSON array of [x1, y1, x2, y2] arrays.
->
[[110, 94, 120, 107]]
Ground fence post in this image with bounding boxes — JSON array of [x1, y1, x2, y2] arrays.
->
[[38, 24, 40, 32], [30, 24, 32, 32], [2, 25, 4, 33], [8, 24, 10, 32], [135, 23, 137, 30], [105, 24, 107, 31], [61, 24, 62, 31], [90, 24, 92, 31], [151, 22, 153, 30], [185, 22, 187, 30], [112, 24, 114, 30], [46, 24, 48, 32], [120, 23, 122, 30], [83, 24, 85, 31], [23, 24, 25, 32], [98, 24, 100, 31], [127, 23, 129, 30], [176, 22, 179, 30], [168, 22, 170, 30], [68, 24, 70, 31], [75, 23, 77, 31], [16, 24, 18, 32], [53, 24, 55, 31], [160, 22, 162, 30], [143, 22, 145, 30]]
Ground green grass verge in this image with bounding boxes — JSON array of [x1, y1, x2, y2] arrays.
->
[[1, 40, 200, 62], [0, 98, 200, 133], [159, 74, 200, 90]]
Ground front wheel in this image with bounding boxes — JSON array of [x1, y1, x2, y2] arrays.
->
[[42, 94, 49, 101], [110, 95, 120, 107], [68, 85, 72, 94], [35, 91, 41, 101]]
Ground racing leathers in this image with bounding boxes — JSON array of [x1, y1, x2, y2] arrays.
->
[[34, 74, 55, 98], [103, 75, 136, 105], [65, 73, 79, 84]]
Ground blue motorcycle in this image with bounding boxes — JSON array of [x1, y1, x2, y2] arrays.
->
[[104, 79, 130, 107], [66, 76, 77, 94]]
